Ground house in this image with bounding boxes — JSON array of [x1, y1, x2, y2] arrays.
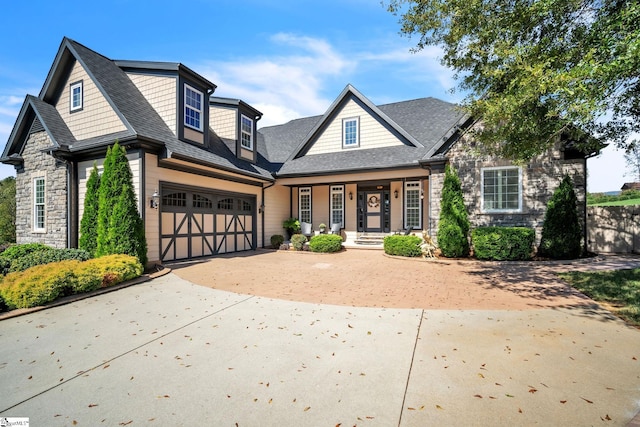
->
[[621, 182, 640, 192], [1, 38, 600, 265]]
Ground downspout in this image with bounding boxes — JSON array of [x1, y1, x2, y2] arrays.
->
[[261, 181, 275, 248], [49, 151, 75, 248]]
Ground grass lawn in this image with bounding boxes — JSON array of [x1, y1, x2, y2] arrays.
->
[[559, 268, 640, 326], [589, 198, 640, 206]]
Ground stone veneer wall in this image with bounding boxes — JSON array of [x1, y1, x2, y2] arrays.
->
[[429, 136, 586, 248], [15, 130, 68, 248]]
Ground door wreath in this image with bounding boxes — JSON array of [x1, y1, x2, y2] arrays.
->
[[367, 195, 380, 208]]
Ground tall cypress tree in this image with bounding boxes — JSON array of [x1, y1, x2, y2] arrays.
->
[[96, 141, 147, 265], [79, 163, 100, 257], [437, 165, 470, 257], [538, 175, 582, 259]]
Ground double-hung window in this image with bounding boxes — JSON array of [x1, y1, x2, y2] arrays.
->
[[241, 115, 253, 150], [34, 177, 45, 232], [299, 187, 312, 224], [404, 181, 421, 229], [330, 186, 344, 227], [70, 81, 83, 112], [184, 84, 203, 131], [482, 166, 522, 212], [342, 117, 359, 148]]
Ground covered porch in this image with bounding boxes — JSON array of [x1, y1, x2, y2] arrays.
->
[[276, 168, 434, 249]]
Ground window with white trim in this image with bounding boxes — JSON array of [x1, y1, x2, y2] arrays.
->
[[241, 114, 253, 150], [70, 81, 83, 112], [330, 186, 344, 227], [342, 117, 359, 148], [184, 84, 203, 131], [299, 187, 312, 224], [34, 177, 45, 231], [404, 181, 421, 229], [482, 166, 522, 212]]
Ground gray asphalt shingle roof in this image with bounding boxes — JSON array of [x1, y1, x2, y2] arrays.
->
[[260, 93, 466, 177]]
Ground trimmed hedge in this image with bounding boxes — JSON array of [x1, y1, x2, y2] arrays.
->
[[270, 234, 285, 248], [0, 254, 143, 310], [290, 234, 307, 251], [383, 235, 422, 257], [309, 234, 343, 253], [2, 243, 51, 260], [9, 248, 90, 273], [472, 227, 535, 261]]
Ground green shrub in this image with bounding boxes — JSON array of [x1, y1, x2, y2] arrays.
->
[[437, 165, 470, 258], [437, 218, 469, 258], [2, 243, 51, 260], [538, 175, 582, 259], [79, 163, 101, 257], [472, 227, 535, 261], [0, 257, 10, 276], [383, 235, 423, 257], [309, 234, 343, 253], [9, 248, 90, 273], [270, 234, 285, 248], [0, 261, 80, 309], [0, 254, 142, 310], [84, 254, 143, 286], [290, 234, 307, 251]]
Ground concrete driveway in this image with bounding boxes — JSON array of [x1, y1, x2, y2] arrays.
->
[[1, 254, 639, 426]]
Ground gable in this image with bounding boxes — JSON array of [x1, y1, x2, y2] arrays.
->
[[305, 96, 405, 156], [126, 72, 177, 135], [54, 58, 127, 141]]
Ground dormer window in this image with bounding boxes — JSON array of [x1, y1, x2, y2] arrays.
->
[[184, 84, 203, 131], [241, 114, 253, 150], [343, 117, 359, 148], [70, 81, 83, 112]]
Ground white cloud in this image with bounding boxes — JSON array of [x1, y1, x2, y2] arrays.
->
[[197, 33, 356, 126]]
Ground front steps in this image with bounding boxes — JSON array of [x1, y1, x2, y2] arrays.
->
[[343, 232, 389, 249]]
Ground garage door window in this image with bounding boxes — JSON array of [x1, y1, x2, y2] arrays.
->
[[163, 192, 187, 207], [193, 194, 213, 209], [218, 197, 234, 210]]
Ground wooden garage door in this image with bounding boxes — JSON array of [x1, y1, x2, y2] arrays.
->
[[160, 188, 255, 261]]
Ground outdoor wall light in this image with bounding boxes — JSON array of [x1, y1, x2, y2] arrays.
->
[[349, 191, 353, 200], [150, 190, 160, 209], [394, 190, 398, 199]]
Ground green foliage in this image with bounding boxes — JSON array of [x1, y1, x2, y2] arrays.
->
[[560, 268, 640, 326], [96, 141, 147, 265], [0, 254, 142, 310], [624, 141, 640, 182], [437, 165, 470, 258], [107, 185, 148, 266], [79, 163, 101, 257], [1, 243, 51, 260], [309, 234, 343, 253], [472, 227, 535, 261], [588, 190, 640, 206], [383, 235, 423, 257], [387, 0, 637, 160], [270, 234, 285, 248], [0, 177, 16, 244], [290, 234, 307, 251], [0, 257, 10, 276], [283, 217, 301, 237], [0, 261, 80, 309], [538, 175, 582, 259], [9, 248, 90, 273]]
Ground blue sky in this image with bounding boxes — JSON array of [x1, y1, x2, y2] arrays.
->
[[0, 0, 630, 192]]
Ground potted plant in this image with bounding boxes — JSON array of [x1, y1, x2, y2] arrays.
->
[[319, 223, 327, 233], [282, 217, 301, 239]]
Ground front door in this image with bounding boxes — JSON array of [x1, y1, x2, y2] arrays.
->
[[364, 191, 383, 232]]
